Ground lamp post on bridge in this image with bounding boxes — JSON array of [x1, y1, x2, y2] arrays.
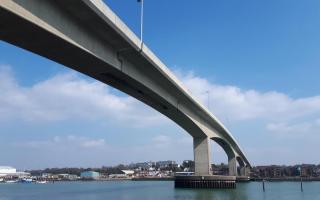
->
[[206, 90, 210, 111], [137, 0, 144, 50]]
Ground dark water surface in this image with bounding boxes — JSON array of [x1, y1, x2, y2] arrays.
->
[[1, 181, 320, 200]]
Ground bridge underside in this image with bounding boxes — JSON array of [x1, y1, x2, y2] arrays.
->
[[0, 0, 251, 181]]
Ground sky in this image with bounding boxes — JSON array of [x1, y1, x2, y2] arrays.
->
[[1, 0, 320, 170]]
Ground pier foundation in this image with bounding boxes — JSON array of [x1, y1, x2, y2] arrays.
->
[[174, 175, 236, 189]]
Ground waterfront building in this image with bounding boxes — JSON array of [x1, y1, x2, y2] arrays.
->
[[212, 164, 228, 175], [41, 173, 54, 179], [272, 167, 282, 177], [108, 170, 134, 178], [0, 166, 16, 176], [131, 161, 156, 170], [300, 164, 314, 177], [57, 174, 79, 180], [80, 171, 100, 180], [122, 170, 135, 177], [0, 166, 30, 178], [156, 161, 176, 169], [109, 174, 127, 178]]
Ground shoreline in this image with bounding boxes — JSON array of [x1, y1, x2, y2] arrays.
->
[[3, 177, 320, 183], [132, 177, 174, 181], [251, 177, 320, 182]]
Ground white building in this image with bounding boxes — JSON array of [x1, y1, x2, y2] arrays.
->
[[0, 166, 30, 178], [0, 166, 16, 177], [122, 170, 135, 177]]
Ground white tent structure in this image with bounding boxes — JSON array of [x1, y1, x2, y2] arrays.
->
[[0, 166, 30, 178]]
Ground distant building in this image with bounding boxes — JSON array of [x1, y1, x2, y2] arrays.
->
[[0, 166, 30, 178], [131, 161, 155, 169], [212, 164, 228, 175], [272, 167, 282, 177], [41, 173, 52, 178], [108, 170, 134, 178], [156, 161, 176, 169], [0, 166, 16, 176], [300, 165, 314, 177], [122, 170, 135, 177], [58, 174, 79, 180], [67, 174, 79, 180], [80, 171, 100, 180]]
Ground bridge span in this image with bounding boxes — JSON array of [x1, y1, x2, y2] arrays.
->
[[0, 0, 251, 177]]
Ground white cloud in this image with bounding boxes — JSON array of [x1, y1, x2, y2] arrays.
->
[[266, 120, 320, 137], [82, 139, 106, 148], [151, 135, 172, 147], [0, 66, 165, 125], [176, 71, 320, 123], [12, 135, 107, 149]]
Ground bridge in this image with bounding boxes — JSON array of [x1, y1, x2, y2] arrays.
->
[[0, 0, 251, 181]]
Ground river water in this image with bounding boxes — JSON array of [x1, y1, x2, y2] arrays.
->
[[0, 181, 320, 200]]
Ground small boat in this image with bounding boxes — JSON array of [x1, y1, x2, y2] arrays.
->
[[0, 178, 4, 182], [21, 178, 33, 183], [36, 180, 47, 184], [5, 180, 18, 183]]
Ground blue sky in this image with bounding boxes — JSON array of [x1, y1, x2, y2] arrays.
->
[[1, 0, 320, 169]]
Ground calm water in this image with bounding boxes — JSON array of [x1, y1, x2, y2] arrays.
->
[[0, 181, 320, 200]]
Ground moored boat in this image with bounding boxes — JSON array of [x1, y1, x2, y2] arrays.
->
[[5, 180, 18, 183], [21, 178, 33, 183], [36, 180, 47, 184]]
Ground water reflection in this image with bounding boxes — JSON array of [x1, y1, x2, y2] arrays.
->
[[173, 183, 250, 200]]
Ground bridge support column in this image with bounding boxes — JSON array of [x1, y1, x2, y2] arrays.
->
[[193, 136, 211, 175], [240, 165, 251, 177], [176, 137, 237, 189], [228, 156, 237, 176]]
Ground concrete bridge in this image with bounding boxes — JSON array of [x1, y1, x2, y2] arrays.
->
[[0, 0, 251, 177]]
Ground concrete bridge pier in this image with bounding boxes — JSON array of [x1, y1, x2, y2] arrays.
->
[[236, 165, 251, 182], [236, 157, 251, 182], [228, 156, 237, 176], [240, 165, 251, 177], [237, 157, 250, 177], [194, 136, 211, 176], [174, 136, 236, 189]]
